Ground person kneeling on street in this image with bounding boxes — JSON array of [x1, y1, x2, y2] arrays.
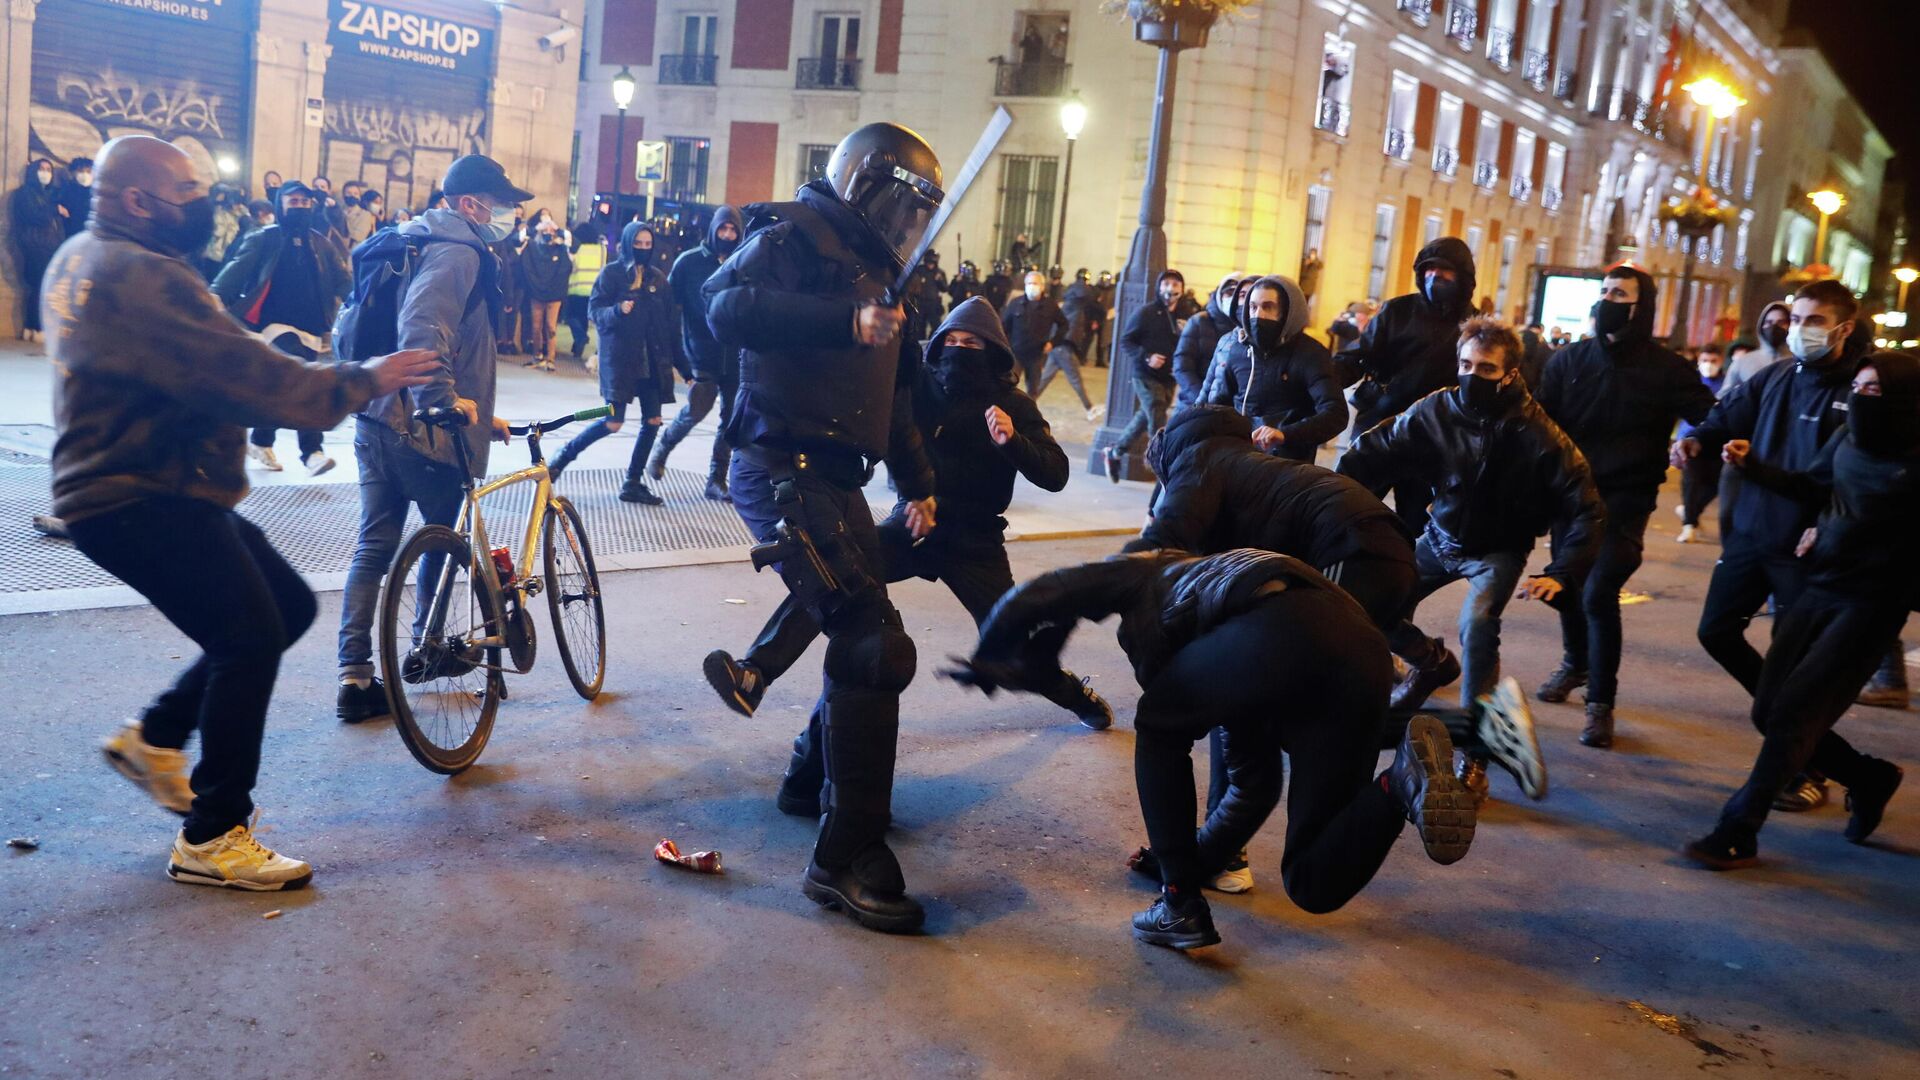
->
[[946, 548, 1477, 950]]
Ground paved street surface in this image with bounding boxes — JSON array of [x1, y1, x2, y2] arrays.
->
[[4, 500, 1918, 1077]]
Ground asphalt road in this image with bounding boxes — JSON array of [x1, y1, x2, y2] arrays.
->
[[2, 508, 1917, 1078]]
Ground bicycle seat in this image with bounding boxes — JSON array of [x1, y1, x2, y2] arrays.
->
[[412, 407, 471, 429]]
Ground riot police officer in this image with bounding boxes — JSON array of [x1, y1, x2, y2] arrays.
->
[[702, 122, 943, 933]]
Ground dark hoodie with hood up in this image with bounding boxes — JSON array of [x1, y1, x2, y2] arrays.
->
[[1535, 266, 1714, 502], [589, 221, 677, 404], [1199, 274, 1347, 460], [1172, 274, 1240, 408], [668, 204, 745, 381], [1335, 237, 1479, 431], [1126, 405, 1411, 572], [900, 297, 1068, 535]]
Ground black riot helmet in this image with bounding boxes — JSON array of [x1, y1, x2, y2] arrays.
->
[[959, 259, 979, 280], [1074, 267, 1090, 283], [823, 122, 944, 268], [992, 259, 1010, 275]]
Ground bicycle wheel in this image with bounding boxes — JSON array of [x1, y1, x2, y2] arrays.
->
[[543, 495, 606, 699], [379, 524, 501, 774]]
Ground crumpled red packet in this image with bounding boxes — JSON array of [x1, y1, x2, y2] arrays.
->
[[653, 838, 723, 874]]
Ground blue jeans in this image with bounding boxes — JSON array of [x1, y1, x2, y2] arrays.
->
[[337, 418, 466, 680], [1391, 536, 1527, 709]]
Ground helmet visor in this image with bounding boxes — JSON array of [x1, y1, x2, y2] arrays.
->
[[859, 167, 943, 267]]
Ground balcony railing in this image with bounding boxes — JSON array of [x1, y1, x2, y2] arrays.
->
[[1542, 186, 1563, 212], [992, 58, 1071, 98], [1628, 94, 1654, 134], [1433, 145, 1459, 177], [1397, 0, 1433, 27], [1553, 69, 1578, 101], [1510, 175, 1533, 202], [658, 53, 718, 86], [1521, 48, 1550, 90], [796, 57, 861, 90], [1445, 2, 1477, 46], [1487, 26, 1515, 70], [1316, 98, 1351, 137], [1473, 160, 1499, 190], [1384, 128, 1414, 162]]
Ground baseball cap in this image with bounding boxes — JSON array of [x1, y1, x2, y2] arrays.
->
[[441, 154, 533, 204]]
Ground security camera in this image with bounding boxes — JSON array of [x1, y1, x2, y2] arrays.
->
[[539, 26, 577, 51]]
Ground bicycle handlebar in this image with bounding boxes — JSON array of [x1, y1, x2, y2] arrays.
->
[[412, 405, 611, 438]]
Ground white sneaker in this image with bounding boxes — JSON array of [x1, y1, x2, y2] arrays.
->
[[246, 445, 283, 471], [1674, 504, 1687, 521], [102, 721, 193, 814], [302, 451, 336, 476], [1676, 524, 1698, 543], [167, 821, 312, 891], [1474, 677, 1548, 800], [1210, 860, 1254, 894], [1086, 405, 1105, 422]]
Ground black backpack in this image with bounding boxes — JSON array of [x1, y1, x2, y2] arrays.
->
[[331, 227, 495, 363]]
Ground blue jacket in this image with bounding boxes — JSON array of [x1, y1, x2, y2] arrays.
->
[[1687, 356, 1854, 553]]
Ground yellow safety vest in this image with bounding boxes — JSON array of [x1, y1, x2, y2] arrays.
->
[[568, 243, 605, 296]]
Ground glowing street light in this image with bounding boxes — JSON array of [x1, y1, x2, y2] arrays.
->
[[611, 66, 637, 217], [1681, 76, 1746, 119], [1055, 93, 1087, 272], [1808, 188, 1846, 267], [1895, 265, 1918, 311]]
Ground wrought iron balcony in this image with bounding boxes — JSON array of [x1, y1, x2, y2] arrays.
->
[[1522, 48, 1550, 91], [1384, 128, 1414, 162], [1473, 160, 1499, 190], [1553, 69, 1578, 101], [992, 58, 1071, 98], [658, 54, 718, 86], [1542, 186, 1564, 212], [1628, 95, 1654, 134], [1510, 175, 1533, 202], [796, 57, 861, 90], [1433, 145, 1459, 177], [1397, 0, 1433, 27], [1445, 2, 1478, 46], [1487, 27, 1515, 71], [1316, 98, 1351, 137]]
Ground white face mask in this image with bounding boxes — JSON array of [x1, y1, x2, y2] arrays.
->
[[479, 202, 517, 243], [1787, 323, 1832, 363], [1024, 284, 1043, 301]]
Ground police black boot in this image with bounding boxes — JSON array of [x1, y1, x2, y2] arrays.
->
[[776, 711, 824, 818], [805, 704, 923, 933]]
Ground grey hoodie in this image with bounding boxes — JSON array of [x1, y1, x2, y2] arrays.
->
[[361, 207, 501, 475], [1725, 300, 1788, 393]]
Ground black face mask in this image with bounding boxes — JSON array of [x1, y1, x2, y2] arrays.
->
[[1592, 299, 1635, 341], [1252, 317, 1284, 353], [280, 207, 313, 234], [1847, 392, 1919, 457], [1458, 372, 1514, 417], [1424, 277, 1462, 308], [712, 233, 739, 256], [1761, 323, 1789, 349], [148, 194, 216, 257], [633, 245, 652, 257], [931, 344, 998, 398]]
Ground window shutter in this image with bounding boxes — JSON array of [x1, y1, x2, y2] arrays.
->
[[1414, 83, 1438, 149]]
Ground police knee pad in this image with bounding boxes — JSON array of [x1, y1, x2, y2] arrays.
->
[[825, 617, 917, 693]]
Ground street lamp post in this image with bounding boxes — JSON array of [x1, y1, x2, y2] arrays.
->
[[611, 66, 636, 221], [1895, 265, 1917, 312], [1663, 76, 1744, 350], [1054, 94, 1086, 273], [1808, 188, 1845, 268], [1090, 4, 1216, 479]]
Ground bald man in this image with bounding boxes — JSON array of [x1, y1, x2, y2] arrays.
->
[[46, 135, 438, 891]]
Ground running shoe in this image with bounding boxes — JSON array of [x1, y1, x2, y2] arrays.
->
[[1474, 677, 1547, 799], [168, 820, 312, 891], [102, 721, 192, 815]]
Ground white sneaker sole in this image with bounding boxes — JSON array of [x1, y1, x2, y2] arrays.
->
[[167, 861, 312, 891], [306, 457, 336, 477], [1477, 678, 1548, 800], [1209, 869, 1254, 894]]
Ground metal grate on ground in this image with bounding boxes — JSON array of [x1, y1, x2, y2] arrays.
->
[[0, 466, 886, 595]]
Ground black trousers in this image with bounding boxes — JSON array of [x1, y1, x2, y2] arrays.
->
[[1138, 588, 1403, 914], [1718, 587, 1907, 837], [1555, 489, 1651, 706], [656, 371, 737, 479], [67, 498, 317, 842], [1680, 452, 1722, 527], [1696, 543, 1808, 696]]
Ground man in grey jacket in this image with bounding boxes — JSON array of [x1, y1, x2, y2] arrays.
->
[[335, 155, 528, 723]]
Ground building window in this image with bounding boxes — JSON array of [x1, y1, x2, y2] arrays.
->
[[1466, 224, 1485, 267], [1424, 213, 1443, 245], [799, 13, 862, 90], [1496, 233, 1518, 311], [799, 143, 834, 189], [994, 154, 1059, 268], [1535, 237, 1552, 268], [1317, 34, 1355, 136], [1433, 93, 1463, 176], [1510, 128, 1536, 201], [1735, 217, 1751, 271], [1744, 119, 1762, 201], [1487, 0, 1519, 70], [1367, 203, 1397, 301], [1542, 142, 1566, 211], [664, 136, 710, 202], [1520, 0, 1553, 91], [1472, 112, 1501, 189], [660, 13, 720, 85], [1445, 0, 1478, 48], [1384, 71, 1418, 161], [1397, 0, 1433, 27], [995, 11, 1071, 97], [1304, 185, 1332, 260]]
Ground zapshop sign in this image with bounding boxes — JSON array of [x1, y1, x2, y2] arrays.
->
[[329, 0, 495, 78]]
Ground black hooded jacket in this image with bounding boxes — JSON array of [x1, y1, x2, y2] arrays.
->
[[519, 232, 573, 302], [9, 164, 64, 264], [1000, 289, 1068, 364], [668, 204, 744, 382], [1120, 273, 1185, 386], [702, 180, 933, 499], [1335, 237, 1479, 431], [1535, 267, 1714, 499], [896, 297, 1068, 535], [1173, 291, 1234, 408], [1199, 275, 1347, 460], [1338, 380, 1603, 583], [590, 221, 677, 403], [1126, 406, 1411, 570]]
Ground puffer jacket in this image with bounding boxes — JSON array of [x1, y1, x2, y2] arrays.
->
[[1199, 274, 1347, 460], [1173, 283, 1237, 409], [1126, 405, 1410, 569], [1339, 380, 1603, 583], [1334, 236, 1478, 431]]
